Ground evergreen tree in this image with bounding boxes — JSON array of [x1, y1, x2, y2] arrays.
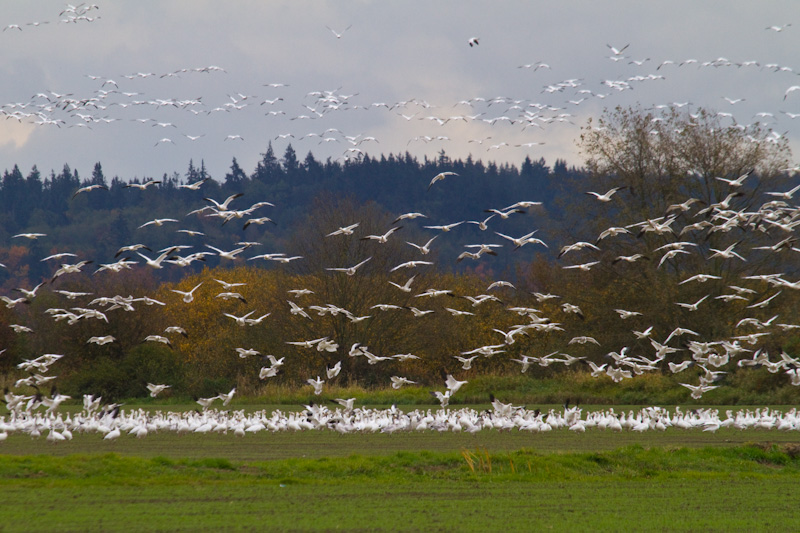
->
[[252, 142, 281, 182], [224, 157, 247, 185]]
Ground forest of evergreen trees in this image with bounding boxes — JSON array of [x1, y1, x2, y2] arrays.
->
[[0, 144, 579, 289]]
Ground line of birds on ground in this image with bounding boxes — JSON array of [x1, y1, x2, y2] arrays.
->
[[2, 403, 800, 442]]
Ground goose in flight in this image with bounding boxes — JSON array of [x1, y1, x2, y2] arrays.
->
[[679, 273, 722, 284], [146, 383, 170, 397], [614, 309, 642, 319], [423, 221, 464, 232], [454, 355, 479, 369], [14, 282, 44, 300], [406, 235, 438, 255], [562, 260, 600, 271], [288, 300, 312, 320], [224, 310, 256, 327], [51, 260, 93, 282], [206, 245, 247, 261], [361, 226, 401, 243], [715, 169, 754, 187], [72, 184, 108, 198], [326, 222, 360, 237], [389, 275, 416, 293], [392, 212, 427, 224], [326, 24, 351, 39], [124, 180, 161, 190], [204, 193, 243, 211], [676, 295, 709, 312], [558, 241, 599, 258], [494, 230, 545, 250], [235, 348, 260, 358], [390, 260, 433, 272], [326, 256, 372, 276], [391, 376, 416, 389], [307, 376, 325, 395], [87, 335, 116, 345], [607, 43, 629, 56], [12, 233, 47, 240], [327, 361, 342, 379], [137, 247, 179, 269], [171, 283, 202, 303], [144, 335, 173, 347], [586, 186, 626, 202], [138, 218, 178, 229], [178, 177, 210, 190], [427, 171, 458, 191], [164, 326, 188, 337], [468, 37, 480, 47], [218, 388, 236, 406], [680, 382, 717, 399], [445, 374, 468, 394], [216, 292, 247, 303], [466, 214, 495, 231], [214, 279, 246, 290]]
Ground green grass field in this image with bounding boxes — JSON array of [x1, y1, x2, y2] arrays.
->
[[3, 404, 800, 531]]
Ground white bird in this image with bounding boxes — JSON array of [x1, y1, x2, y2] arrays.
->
[[680, 382, 718, 399], [327, 361, 342, 379], [427, 171, 458, 191], [445, 374, 468, 394], [87, 335, 115, 345], [72, 184, 108, 198], [326, 24, 351, 39], [218, 388, 236, 406], [326, 222, 360, 237], [307, 376, 325, 395], [144, 335, 173, 347], [206, 245, 247, 261], [361, 226, 401, 243], [204, 193, 243, 211], [236, 348, 260, 358], [676, 295, 709, 312], [171, 283, 202, 303], [494, 231, 546, 250], [326, 256, 372, 276], [146, 383, 171, 398], [388, 275, 417, 293], [454, 355, 479, 370], [586, 187, 626, 202], [468, 37, 480, 47], [393, 212, 427, 224], [391, 376, 416, 389], [423, 221, 464, 232], [224, 311, 256, 327], [607, 43, 629, 56], [715, 170, 753, 187], [125, 180, 162, 190], [563, 261, 600, 271], [137, 248, 179, 269], [288, 300, 312, 320], [14, 282, 44, 300]]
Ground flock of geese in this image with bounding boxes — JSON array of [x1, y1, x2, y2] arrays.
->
[[1, 159, 799, 442], [1, 5, 800, 441], [1, 5, 799, 170], [2, 403, 800, 442]]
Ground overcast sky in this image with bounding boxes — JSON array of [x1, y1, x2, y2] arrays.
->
[[1, 1, 798, 182]]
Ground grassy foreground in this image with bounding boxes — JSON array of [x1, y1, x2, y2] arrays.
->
[[2, 444, 800, 532]]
